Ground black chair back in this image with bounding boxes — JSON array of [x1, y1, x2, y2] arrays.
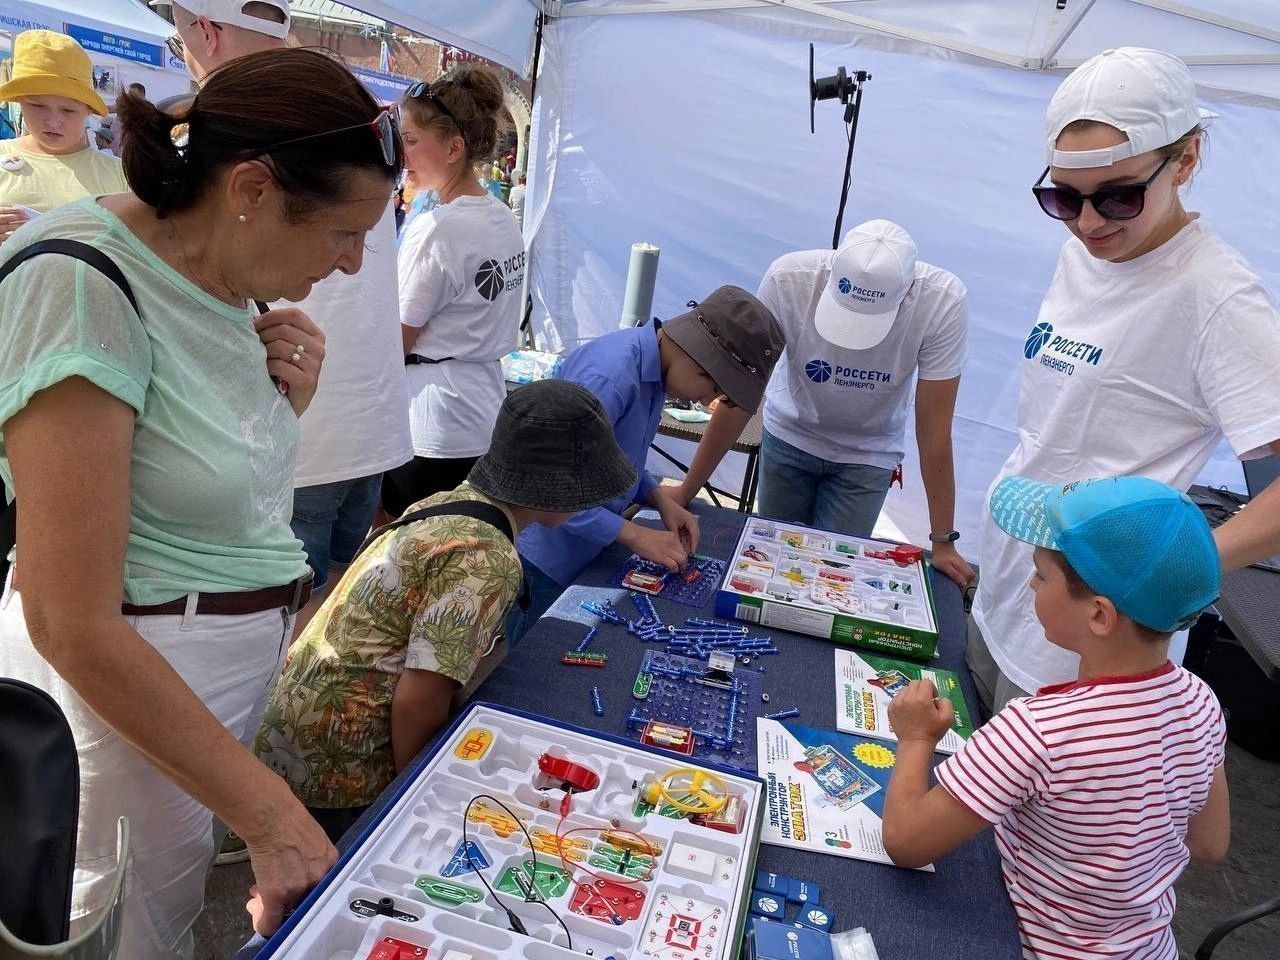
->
[[0, 679, 79, 945]]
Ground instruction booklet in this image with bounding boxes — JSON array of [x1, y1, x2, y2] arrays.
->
[[756, 717, 932, 870], [833, 648, 973, 755]]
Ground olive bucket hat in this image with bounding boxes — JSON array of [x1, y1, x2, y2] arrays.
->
[[468, 379, 638, 512]]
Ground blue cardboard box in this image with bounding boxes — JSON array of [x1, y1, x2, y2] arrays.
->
[[746, 917, 834, 960]]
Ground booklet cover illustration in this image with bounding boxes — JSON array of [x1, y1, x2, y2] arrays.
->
[[756, 717, 932, 871]]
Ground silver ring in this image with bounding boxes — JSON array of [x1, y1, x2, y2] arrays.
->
[[290, 351, 301, 364], [295, 343, 305, 356]]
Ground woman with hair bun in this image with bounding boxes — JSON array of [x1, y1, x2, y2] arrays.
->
[[382, 63, 526, 518], [0, 47, 401, 957]]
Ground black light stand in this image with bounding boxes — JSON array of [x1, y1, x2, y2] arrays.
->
[[809, 44, 872, 249]]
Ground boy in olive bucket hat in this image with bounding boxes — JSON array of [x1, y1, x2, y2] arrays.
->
[[256, 380, 636, 839], [507, 285, 785, 645]]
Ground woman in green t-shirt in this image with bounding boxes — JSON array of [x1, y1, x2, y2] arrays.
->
[[0, 49, 401, 956]]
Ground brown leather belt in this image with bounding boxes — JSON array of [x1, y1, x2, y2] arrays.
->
[[121, 573, 313, 618]]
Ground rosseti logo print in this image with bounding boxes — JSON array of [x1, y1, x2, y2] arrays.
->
[[805, 359, 833, 383], [1025, 321, 1053, 359], [474, 259, 505, 301]]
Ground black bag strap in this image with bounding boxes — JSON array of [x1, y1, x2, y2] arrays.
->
[[0, 240, 141, 566], [354, 500, 528, 611], [0, 238, 139, 313], [355, 501, 516, 559]]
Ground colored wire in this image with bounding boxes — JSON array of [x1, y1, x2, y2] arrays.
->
[[462, 795, 573, 950]]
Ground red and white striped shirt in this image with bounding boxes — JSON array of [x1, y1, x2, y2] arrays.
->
[[936, 661, 1225, 960]]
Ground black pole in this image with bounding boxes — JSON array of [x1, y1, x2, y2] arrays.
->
[[831, 78, 866, 249], [519, 12, 545, 349]]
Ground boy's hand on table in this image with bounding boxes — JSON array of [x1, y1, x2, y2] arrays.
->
[[887, 679, 954, 747], [620, 521, 688, 571], [652, 486, 700, 554]]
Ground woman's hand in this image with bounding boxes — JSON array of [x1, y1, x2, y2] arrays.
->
[[255, 308, 326, 417], [241, 781, 338, 935], [0, 205, 32, 243]]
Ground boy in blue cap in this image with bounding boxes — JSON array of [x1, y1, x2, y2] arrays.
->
[[882, 475, 1229, 960]]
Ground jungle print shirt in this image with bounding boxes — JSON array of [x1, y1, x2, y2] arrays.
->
[[255, 484, 522, 807]]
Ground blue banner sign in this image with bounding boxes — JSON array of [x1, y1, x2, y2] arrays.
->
[[64, 23, 164, 69]]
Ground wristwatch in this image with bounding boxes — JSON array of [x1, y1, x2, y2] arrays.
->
[[928, 530, 960, 543]]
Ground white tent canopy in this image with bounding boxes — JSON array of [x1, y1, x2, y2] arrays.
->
[[334, 0, 540, 76], [1, 0, 191, 101], [350, 1, 1280, 553]]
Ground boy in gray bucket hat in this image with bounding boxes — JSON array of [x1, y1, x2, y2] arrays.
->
[[256, 381, 635, 839], [507, 285, 785, 645]]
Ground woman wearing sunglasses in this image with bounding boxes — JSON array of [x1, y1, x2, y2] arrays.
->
[[381, 65, 526, 520], [969, 47, 1280, 715], [0, 49, 400, 957]]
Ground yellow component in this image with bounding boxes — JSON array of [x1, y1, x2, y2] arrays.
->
[[780, 568, 808, 585], [852, 742, 896, 769], [528, 828, 589, 861], [600, 830, 664, 857], [465, 800, 519, 838], [644, 768, 728, 815], [453, 727, 494, 761]]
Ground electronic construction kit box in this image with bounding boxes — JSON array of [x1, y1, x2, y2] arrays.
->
[[714, 519, 940, 659]]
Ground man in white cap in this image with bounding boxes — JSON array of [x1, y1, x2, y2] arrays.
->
[[753, 220, 972, 586], [152, 0, 413, 859]]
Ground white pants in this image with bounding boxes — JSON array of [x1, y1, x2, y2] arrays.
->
[[0, 581, 292, 960]]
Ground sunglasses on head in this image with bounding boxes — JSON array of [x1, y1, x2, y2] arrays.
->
[[1032, 156, 1172, 222], [259, 106, 402, 169], [405, 80, 460, 129]]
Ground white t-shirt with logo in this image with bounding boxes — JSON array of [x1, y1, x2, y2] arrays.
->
[[758, 250, 968, 469], [287, 205, 413, 487], [398, 193, 525, 458], [973, 217, 1280, 693]]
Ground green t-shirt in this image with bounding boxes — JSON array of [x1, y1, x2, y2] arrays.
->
[[0, 198, 309, 604]]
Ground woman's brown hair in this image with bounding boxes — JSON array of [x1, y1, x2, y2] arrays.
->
[[400, 63, 507, 165], [119, 47, 401, 218]]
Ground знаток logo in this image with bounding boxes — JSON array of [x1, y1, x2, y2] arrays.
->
[[1025, 321, 1053, 359], [805, 359, 832, 383]]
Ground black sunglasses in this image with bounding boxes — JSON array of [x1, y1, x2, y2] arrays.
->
[[405, 80, 460, 130], [1032, 156, 1172, 222], [259, 107, 402, 168]]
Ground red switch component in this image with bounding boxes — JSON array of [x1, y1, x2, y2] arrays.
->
[[537, 754, 600, 792], [365, 937, 427, 960]]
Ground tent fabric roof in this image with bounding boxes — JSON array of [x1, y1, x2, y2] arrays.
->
[[555, 0, 1280, 104], [289, 1, 385, 30], [2, 0, 176, 49]]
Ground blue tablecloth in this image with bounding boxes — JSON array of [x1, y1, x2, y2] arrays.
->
[[241, 503, 1020, 959]]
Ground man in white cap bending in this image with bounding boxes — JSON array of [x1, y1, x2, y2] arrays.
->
[[749, 220, 973, 587]]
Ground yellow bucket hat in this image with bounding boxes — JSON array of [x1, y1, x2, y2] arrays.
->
[[0, 30, 109, 116]]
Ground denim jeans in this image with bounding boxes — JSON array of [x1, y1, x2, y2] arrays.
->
[[502, 558, 567, 648], [757, 428, 894, 538], [290, 474, 383, 590]]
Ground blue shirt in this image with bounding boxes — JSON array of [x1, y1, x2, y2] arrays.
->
[[519, 324, 664, 586]]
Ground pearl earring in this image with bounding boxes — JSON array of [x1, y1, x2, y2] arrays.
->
[[237, 214, 247, 223]]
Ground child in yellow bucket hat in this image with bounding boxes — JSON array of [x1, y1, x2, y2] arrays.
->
[[0, 30, 128, 239]]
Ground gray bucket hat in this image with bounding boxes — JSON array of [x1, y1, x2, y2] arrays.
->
[[469, 380, 637, 512], [662, 285, 785, 414]]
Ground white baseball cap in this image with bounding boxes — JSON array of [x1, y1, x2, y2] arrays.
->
[[1046, 47, 1216, 169], [812, 220, 916, 351], [150, 0, 291, 40]]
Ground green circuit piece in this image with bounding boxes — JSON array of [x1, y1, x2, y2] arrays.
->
[[414, 874, 484, 907], [496, 860, 571, 900], [590, 844, 654, 879], [632, 672, 653, 699]]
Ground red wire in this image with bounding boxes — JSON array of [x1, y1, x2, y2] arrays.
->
[[552, 810, 660, 890]]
